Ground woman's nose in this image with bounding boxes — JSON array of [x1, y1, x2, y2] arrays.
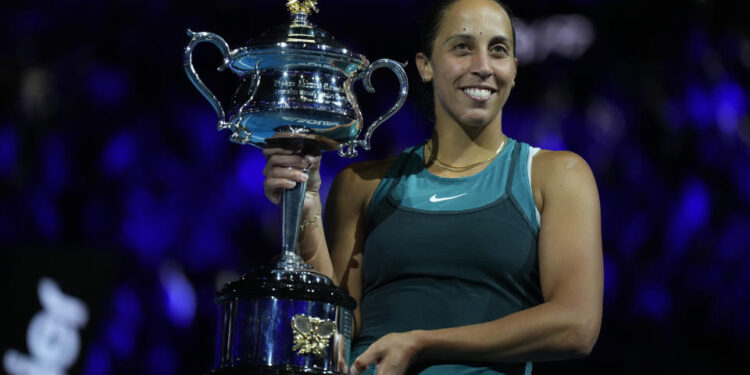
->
[[471, 52, 492, 79]]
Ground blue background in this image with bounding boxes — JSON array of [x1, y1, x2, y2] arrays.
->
[[1, 0, 749, 374]]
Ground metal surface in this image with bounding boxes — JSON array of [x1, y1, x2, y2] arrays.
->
[[183, 4, 408, 156], [213, 253, 356, 374], [281, 175, 307, 262], [214, 297, 353, 372]]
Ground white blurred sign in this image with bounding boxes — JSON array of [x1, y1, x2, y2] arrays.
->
[[515, 14, 596, 65], [3, 278, 89, 375]]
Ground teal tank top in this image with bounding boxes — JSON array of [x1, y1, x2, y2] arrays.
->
[[353, 138, 543, 375]]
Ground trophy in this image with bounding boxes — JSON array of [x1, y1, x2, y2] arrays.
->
[[183, 1, 408, 373]]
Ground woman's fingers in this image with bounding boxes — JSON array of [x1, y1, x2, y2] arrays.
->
[[350, 332, 420, 375], [264, 171, 309, 202], [263, 155, 311, 175], [262, 147, 322, 206], [262, 147, 293, 158], [264, 165, 310, 182], [349, 353, 376, 375]]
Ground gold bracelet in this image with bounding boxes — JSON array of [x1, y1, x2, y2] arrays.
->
[[299, 211, 321, 231]]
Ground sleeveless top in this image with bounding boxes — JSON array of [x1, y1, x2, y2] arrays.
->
[[352, 138, 543, 375]]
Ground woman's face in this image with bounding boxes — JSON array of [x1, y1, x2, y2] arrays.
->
[[418, 0, 517, 129]]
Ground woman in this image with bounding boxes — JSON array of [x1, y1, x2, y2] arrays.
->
[[263, 0, 603, 374]]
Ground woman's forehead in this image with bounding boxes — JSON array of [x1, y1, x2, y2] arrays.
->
[[438, 0, 512, 38]]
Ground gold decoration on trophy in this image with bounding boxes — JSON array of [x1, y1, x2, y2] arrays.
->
[[291, 314, 336, 358], [287, 0, 319, 15]]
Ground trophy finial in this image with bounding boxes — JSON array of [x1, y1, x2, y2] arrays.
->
[[286, 0, 319, 15]]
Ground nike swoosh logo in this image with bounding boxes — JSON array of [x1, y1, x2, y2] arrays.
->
[[429, 193, 467, 203]]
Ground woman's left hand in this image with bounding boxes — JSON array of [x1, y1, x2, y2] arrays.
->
[[349, 331, 424, 375]]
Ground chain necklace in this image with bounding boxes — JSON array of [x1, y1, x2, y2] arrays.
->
[[424, 137, 507, 172]]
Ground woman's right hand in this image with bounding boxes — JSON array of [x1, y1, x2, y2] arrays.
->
[[262, 148, 323, 214]]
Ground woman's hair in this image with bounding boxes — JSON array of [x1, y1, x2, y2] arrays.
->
[[418, 0, 517, 58]]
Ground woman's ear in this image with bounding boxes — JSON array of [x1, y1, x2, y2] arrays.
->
[[416, 52, 433, 83]]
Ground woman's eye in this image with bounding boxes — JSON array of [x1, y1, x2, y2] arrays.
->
[[454, 42, 469, 51], [491, 45, 508, 54]]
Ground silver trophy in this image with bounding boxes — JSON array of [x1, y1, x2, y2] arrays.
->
[[184, 1, 408, 373]]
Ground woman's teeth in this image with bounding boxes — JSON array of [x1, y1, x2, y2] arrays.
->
[[464, 88, 492, 100]]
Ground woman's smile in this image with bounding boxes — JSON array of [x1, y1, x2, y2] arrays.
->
[[461, 86, 496, 102]]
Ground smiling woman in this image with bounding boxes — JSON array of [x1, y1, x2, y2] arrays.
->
[[262, 0, 603, 374], [417, 0, 516, 135]]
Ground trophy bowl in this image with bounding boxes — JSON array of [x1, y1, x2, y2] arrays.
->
[[184, 1, 408, 374], [184, 0, 408, 157]]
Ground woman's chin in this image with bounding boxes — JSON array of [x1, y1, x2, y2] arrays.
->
[[457, 113, 497, 129]]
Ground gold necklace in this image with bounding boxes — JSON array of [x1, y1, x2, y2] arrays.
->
[[425, 137, 507, 172]]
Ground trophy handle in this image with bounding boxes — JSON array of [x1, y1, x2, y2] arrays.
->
[[183, 29, 234, 131], [338, 59, 409, 158]]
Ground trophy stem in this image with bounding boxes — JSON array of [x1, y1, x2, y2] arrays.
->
[[268, 136, 321, 270], [279, 178, 310, 268]]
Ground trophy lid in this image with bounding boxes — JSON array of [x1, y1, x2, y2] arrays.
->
[[243, 0, 365, 62]]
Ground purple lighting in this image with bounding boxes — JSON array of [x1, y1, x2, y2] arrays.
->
[[718, 216, 750, 263], [121, 189, 180, 264], [634, 282, 673, 321], [105, 286, 142, 359], [0, 126, 18, 177], [28, 190, 59, 239], [87, 66, 131, 107], [713, 80, 748, 134], [41, 135, 69, 192], [159, 263, 197, 328], [181, 107, 226, 161], [536, 131, 567, 151], [101, 132, 136, 176], [731, 160, 750, 203], [185, 220, 230, 271], [603, 255, 619, 306], [12, 9, 49, 35], [667, 178, 711, 258], [82, 344, 111, 375], [236, 152, 267, 198], [113, 286, 142, 329], [146, 344, 177, 375], [685, 86, 713, 130], [106, 322, 135, 359]]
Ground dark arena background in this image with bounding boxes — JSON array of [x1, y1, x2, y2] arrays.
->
[[2, 0, 749, 374]]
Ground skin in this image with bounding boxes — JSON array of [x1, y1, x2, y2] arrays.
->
[[263, 0, 603, 374]]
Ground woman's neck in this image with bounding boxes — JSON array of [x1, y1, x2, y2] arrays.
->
[[428, 117, 506, 166]]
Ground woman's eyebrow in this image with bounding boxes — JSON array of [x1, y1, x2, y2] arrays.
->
[[489, 35, 512, 45], [444, 33, 511, 43], [443, 33, 474, 45]]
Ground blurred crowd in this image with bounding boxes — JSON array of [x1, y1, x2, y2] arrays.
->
[[1, 0, 748, 374]]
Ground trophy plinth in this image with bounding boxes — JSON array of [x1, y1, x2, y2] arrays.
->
[[184, 1, 408, 374]]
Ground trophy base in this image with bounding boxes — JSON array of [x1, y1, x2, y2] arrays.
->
[[209, 365, 344, 375]]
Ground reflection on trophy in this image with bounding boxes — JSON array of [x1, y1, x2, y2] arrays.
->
[[183, 1, 408, 373]]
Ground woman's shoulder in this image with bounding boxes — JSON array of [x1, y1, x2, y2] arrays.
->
[[329, 157, 398, 209], [532, 149, 591, 174], [336, 157, 397, 185], [531, 149, 598, 211]]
